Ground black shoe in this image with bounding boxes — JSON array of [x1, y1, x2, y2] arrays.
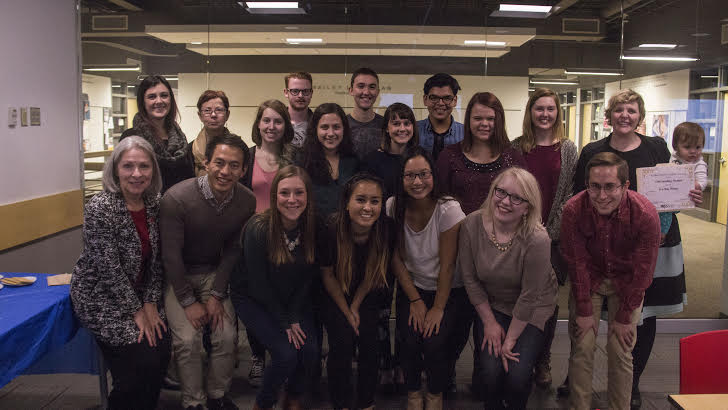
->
[[556, 377, 570, 398], [162, 375, 181, 391], [185, 405, 204, 410], [208, 395, 239, 410], [630, 390, 642, 409]]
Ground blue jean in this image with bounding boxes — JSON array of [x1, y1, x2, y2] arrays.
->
[[234, 295, 319, 408], [473, 309, 544, 410]]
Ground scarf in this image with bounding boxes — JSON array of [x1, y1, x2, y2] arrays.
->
[[131, 113, 188, 163]]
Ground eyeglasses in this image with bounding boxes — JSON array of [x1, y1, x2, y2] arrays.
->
[[200, 107, 227, 116], [427, 94, 455, 104], [287, 88, 313, 96], [493, 187, 528, 205], [587, 183, 624, 195], [403, 170, 433, 182]]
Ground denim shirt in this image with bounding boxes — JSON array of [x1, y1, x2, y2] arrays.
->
[[417, 116, 464, 154]]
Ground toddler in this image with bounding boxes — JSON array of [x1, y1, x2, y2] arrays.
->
[[659, 122, 708, 238]]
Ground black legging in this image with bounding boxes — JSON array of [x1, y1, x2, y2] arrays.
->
[[632, 316, 657, 393]]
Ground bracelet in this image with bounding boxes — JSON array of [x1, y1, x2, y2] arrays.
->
[[410, 298, 422, 304]]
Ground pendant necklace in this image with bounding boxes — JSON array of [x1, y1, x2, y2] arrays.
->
[[283, 231, 300, 252]]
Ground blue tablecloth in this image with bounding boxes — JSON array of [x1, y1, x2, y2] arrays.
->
[[0, 272, 98, 388]]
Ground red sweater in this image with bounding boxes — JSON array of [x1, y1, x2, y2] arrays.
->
[[560, 190, 660, 324]]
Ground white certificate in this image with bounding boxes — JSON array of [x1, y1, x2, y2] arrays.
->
[[636, 164, 695, 212]]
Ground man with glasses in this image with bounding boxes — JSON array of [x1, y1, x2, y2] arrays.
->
[[190, 90, 231, 176], [283, 72, 314, 147], [348, 67, 384, 160], [417, 73, 464, 161], [560, 152, 660, 410]]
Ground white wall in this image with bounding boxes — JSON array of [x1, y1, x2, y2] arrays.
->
[[82, 74, 112, 152], [0, 0, 81, 205], [605, 69, 690, 150], [178, 73, 529, 146]]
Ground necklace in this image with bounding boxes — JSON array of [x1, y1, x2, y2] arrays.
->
[[489, 220, 514, 252], [283, 231, 300, 252]]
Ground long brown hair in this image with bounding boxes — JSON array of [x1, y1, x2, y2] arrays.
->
[[519, 88, 565, 153], [334, 173, 390, 294], [254, 165, 316, 266], [462, 92, 510, 155]]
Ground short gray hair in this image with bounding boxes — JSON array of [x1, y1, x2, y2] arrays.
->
[[102, 135, 163, 196]]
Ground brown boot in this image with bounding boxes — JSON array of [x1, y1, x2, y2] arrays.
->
[[407, 390, 424, 410], [424, 392, 442, 410], [534, 352, 553, 388]]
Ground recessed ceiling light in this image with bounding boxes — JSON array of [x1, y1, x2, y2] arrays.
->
[[638, 44, 676, 49], [284, 26, 300, 30], [286, 38, 323, 44], [621, 55, 698, 62], [463, 40, 506, 47], [701, 75, 719, 79], [690, 32, 710, 37], [245, 1, 298, 8], [499, 4, 552, 13], [84, 66, 140, 72], [565, 70, 624, 76], [164, 76, 178, 81], [190, 41, 203, 45], [530, 79, 579, 85]]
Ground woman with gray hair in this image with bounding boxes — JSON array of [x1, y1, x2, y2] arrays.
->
[[71, 135, 170, 410]]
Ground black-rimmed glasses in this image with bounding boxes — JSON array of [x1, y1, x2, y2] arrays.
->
[[403, 170, 433, 182], [427, 94, 455, 104], [287, 88, 313, 96], [494, 187, 528, 205]]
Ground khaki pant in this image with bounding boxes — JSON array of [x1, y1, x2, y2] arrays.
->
[[568, 279, 642, 410], [165, 273, 236, 408]]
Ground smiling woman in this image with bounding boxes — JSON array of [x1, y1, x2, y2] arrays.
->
[[230, 165, 320, 410], [121, 75, 194, 193], [71, 135, 169, 410], [243, 99, 296, 213]]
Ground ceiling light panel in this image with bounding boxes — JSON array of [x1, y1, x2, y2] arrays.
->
[[245, 2, 299, 8], [638, 43, 677, 48], [499, 4, 552, 13]]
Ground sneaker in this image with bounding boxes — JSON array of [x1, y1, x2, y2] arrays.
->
[[248, 355, 265, 388], [208, 395, 239, 410]]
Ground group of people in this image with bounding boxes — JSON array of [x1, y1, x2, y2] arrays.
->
[[69, 67, 708, 410]]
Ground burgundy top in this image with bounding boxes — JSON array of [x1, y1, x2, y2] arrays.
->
[[560, 190, 661, 324], [436, 142, 527, 215], [129, 208, 151, 287], [523, 143, 561, 224]]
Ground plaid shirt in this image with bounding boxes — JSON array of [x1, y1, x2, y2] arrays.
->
[[560, 190, 661, 324], [197, 175, 234, 215]]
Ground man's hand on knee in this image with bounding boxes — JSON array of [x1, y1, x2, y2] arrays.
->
[[574, 315, 597, 341], [205, 296, 227, 332], [609, 321, 635, 352], [184, 302, 209, 330]]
